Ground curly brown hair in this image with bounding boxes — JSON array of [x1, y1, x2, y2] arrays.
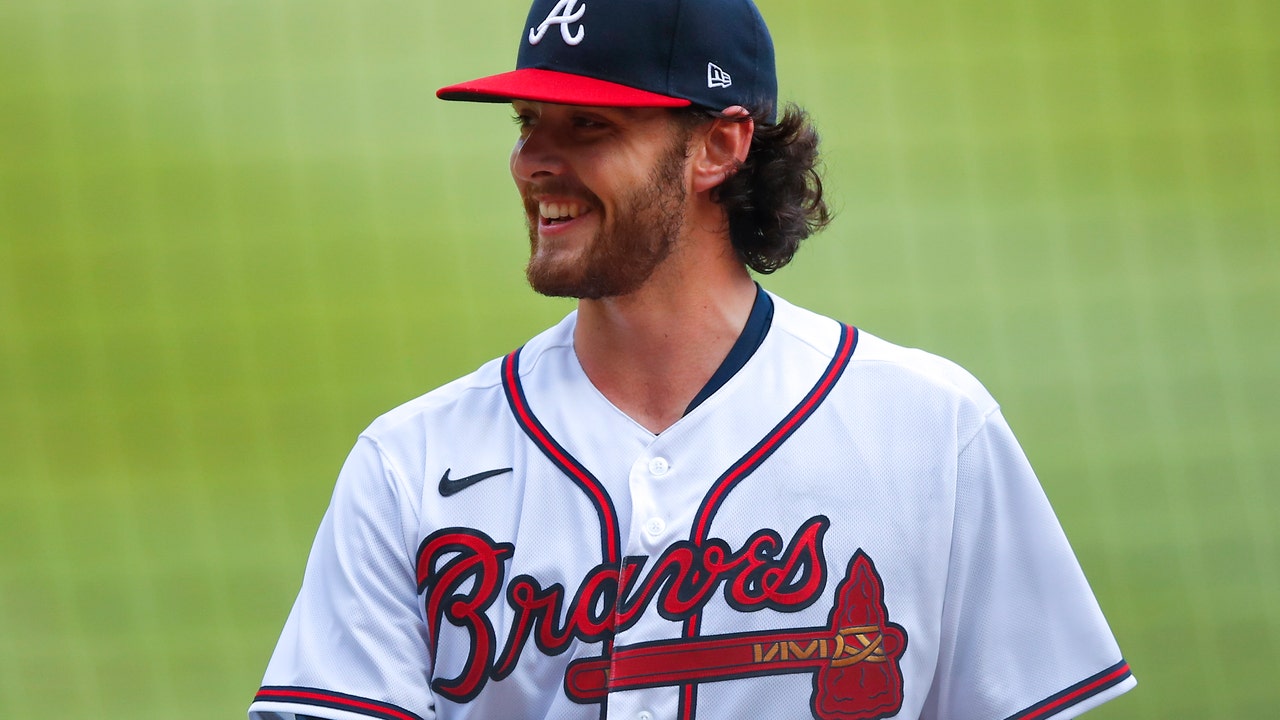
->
[[678, 103, 832, 273]]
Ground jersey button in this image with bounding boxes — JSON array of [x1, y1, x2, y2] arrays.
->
[[637, 712, 654, 720], [648, 457, 670, 476], [644, 517, 666, 537]]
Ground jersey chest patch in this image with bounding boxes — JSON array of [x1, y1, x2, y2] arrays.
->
[[417, 325, 907, 719], [417, 523, 907, 720]]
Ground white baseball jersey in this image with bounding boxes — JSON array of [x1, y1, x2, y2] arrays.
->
[[250, 291, 1134, 720]]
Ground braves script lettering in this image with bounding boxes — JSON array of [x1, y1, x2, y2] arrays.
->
[[417, 517, 830, 702]]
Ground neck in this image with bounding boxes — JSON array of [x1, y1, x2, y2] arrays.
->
[[572, 236, 757, 434]]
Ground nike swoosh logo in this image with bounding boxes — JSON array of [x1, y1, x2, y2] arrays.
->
[[438, 467, 514, 497]]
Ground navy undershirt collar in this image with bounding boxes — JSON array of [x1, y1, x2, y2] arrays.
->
[[683, 284, 775, 416]]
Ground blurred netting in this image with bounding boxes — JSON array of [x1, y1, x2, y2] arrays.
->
[[1, 1, 1276, 718]]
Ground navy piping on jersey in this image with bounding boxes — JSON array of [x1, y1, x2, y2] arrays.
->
[[502, 349, 621, 564], [502, 344, 624, 713], [502, 314, 859, 720], [253, 687, 424, 720], [1006, 659, 1133, 720], [678, 322, 858, 720], [684, 283, 774, 416]]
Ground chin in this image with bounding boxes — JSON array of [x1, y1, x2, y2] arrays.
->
[[526, 258, 587, 298]]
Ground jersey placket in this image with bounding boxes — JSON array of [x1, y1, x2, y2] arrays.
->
[[608, 435, 704, 720]]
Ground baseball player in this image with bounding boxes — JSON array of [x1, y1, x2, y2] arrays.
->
[[250, 1, 1135, 719]]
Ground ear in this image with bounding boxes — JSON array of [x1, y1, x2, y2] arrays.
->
[[690, 106, 754, 194]]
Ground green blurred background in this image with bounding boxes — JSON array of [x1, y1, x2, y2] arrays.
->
[[1, 0, 1276, 717]]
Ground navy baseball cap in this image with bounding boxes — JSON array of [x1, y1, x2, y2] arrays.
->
[[437, 0, 778, 122]]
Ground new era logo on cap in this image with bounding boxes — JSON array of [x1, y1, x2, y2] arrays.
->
[[707, 62, 732, 89]]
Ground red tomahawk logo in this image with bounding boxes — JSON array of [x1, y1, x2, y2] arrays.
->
[[565, 550, 907, 720]]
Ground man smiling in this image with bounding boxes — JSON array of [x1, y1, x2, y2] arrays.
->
[[249, 1, 1135, 719], [515, 102, 694, 303]]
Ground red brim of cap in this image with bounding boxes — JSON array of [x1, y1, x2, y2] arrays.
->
[[437, 68, 692, 109]]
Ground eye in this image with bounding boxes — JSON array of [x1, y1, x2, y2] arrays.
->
[[512, 112, 536, 133], [572, 114, 609, 130]]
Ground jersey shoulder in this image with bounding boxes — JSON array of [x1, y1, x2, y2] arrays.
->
[[769, 292, 998, 410], [768, 293, 1001, 453], [851, 330, 998, 412]]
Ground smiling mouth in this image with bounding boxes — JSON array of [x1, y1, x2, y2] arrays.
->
[[539, 200, 588, 226]]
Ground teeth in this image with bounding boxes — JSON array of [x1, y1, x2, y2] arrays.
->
[[539, 201, 584, 220]]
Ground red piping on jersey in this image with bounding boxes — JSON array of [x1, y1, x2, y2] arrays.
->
[[503, 348, 621, 563], [501, 325, 857, 720], [503, 347, 623, 720], [1007, 660, 1133, 720], [253, 686, 424, 720], [680, 324, 858, 720], [692, 324, 858, 542]]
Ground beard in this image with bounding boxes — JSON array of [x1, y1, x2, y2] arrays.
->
[[523, 139, 689, 300]]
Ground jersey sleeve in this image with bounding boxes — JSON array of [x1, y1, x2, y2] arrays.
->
[[922, 408, 1135, 720], [249, 436, 435, 720]]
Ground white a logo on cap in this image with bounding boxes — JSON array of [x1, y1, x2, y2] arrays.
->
[[529, 0, 586, 46], [707, 62, 732, 89]]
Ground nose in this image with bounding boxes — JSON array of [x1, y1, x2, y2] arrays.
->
[[510, 124, 567, 183]]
